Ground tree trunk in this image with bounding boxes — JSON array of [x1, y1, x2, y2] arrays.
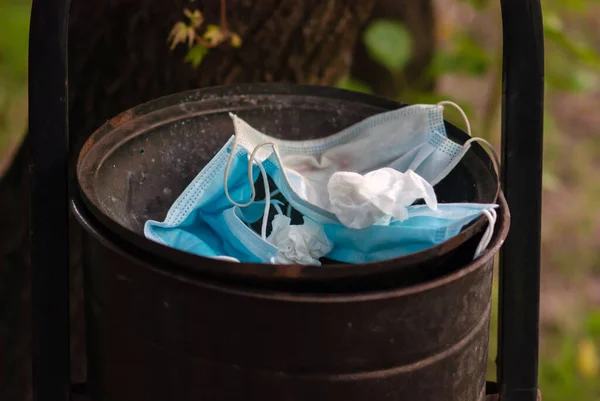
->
[[68, 0, 376, 145], [1, 1, 376, 400]]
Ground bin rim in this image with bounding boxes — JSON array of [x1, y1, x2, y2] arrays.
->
[[71, 189, 509, 301]]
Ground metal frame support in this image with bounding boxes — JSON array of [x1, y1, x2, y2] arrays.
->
[[499, 1, 544, 401], [28, 1, 71, 401], [27, 0, 544, 400]]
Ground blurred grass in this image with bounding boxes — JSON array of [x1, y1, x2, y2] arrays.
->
[[0, 0, 599, 400], [0, 0, 30, 172]]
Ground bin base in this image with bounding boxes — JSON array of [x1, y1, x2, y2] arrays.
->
[[74, 381, 538, 400]]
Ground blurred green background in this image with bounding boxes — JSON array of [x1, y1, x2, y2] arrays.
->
[[1, 0, 599, 400]]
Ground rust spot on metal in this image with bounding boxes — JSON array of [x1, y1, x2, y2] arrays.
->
[[271, 264, 303, 278], [79, 136, 95, 160], [109, 109, 134, 128]]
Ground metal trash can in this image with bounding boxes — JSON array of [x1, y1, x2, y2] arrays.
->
[[68, 84, 506, 401], [28, 1, 544, 401], [72, 189, 508, 401]]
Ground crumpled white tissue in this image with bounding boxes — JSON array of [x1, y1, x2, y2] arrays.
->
[[327, 168, 438, 229], [267, 214, 333, 265]]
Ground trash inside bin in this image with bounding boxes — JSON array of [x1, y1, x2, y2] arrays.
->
[[77, 83, 499, 290], [144, 109, 499, 265]]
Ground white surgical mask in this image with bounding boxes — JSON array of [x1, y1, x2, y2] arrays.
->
[[228, 102, 497, 223]]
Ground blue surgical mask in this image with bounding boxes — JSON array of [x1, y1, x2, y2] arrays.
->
[[144, 137, 279, 263], [321, 203, 498, 263]]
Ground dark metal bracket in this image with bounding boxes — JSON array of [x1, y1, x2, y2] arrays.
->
[[29, 1, 72, 401], [27, 1, 544, 401], [498, 1, 544, 401]]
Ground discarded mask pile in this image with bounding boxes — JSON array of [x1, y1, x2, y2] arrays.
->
[[144, 102, 499, 266]]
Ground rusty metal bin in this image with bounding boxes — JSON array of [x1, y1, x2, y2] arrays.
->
[[66, 82, 505, 401], [71, 189, 509, 401], [28, 1, 544, 401]]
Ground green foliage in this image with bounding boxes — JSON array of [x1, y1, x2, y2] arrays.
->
[[543, 7, 600, 92], [184, 44, 209, 68], [433, 33, 491, 77], [0, 0, 31, 160], [363, 19, 412, 72], [537, 310, 600, 401], [168, 7, 242, 68], [458, 0, 492, 11], [335, 77, 373, 94], [586, 310, 600, 338], [0, 2, 30, 83]]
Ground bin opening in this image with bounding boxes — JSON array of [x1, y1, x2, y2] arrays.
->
[[77, 84, 498, 288]]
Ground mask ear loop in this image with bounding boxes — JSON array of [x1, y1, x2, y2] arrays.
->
[[437, 100, 501, 182], [224, 135, 274, 240], [247, 142, 280, 240], [462, 136, 502, 254], [224, 134, 257, 208], [272, 202, 284, 216], [213, 255, 241, 263], [437, 100, 472, 136], [474, 208, 497, 259], [438, 101, 501, 259]]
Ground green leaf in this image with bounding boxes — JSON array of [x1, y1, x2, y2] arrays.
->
[[0, 4, 31, 81], [230, 33, 242, 48], [185, 44, 209, 68], [542, 170, 560, 191], [458, 0, 492, 11], [335, 77, 373, 94], [363, 19, 412, 72], [204, 24, 226, 46], [169, 22, 196, 49], [585, 310, 600, 338], [544, 14, 600, 72], [433, 33, 490, 77], [184, 9, 204, 29]]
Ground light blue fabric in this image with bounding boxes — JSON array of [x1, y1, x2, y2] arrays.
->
[[321, 203, 498, 264], [144, 137, 278, 263]]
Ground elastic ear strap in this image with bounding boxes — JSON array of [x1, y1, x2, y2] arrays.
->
[[437, 100, 500, 180], [465, 137, 502, 197], [474, 208, 497, 258], [248, 142, 277, 240], [438, 100, 472, 137], [223, 128, 276, 240], [213, 255, 241, 263], [465, 137, 501, 177], [224, 133, 256, 208]]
